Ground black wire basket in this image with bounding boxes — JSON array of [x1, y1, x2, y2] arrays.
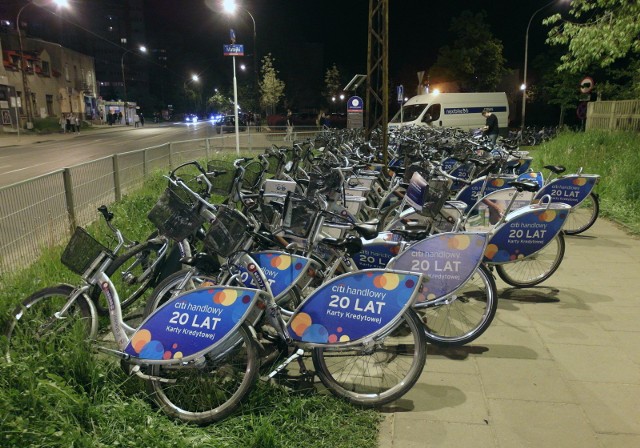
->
[[241, 160, 264, 192], [61, 227, 112, 275], [419, 176, 452, 218], [203, 206, 250, 258], [147, 187, 205, 241], [282, 193, 319, 238], [206, 160, 237, 196]]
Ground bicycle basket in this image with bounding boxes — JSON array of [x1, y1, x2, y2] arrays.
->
[[147, 187, 205, 241], [264, 152, 283, 175], [283, 193, 319, 238], [420, 176, 452, 218], [61, 227, 112, 275], [241, 160, 264, 192], [203, 206, 250, 258], [206, 160, 237, 196]]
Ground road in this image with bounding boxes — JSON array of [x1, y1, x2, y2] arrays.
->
[[0, 122, 224, 188]]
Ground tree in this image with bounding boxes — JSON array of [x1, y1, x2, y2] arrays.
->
[[323, 63, 342, 104], [259, 53, 285, 115], [207, 89, 231, 114], [431, 11, 507, 91], [544, 0, 640, 74]]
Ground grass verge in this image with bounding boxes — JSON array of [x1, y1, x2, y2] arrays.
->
[[529, 129, 640, 235]]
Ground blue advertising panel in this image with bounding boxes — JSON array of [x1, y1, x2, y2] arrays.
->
[[484, 203, 571, 263], [389, 232, 488, 303], [517, 171, 545, 188], [124, 286, 261, 363], [353, 235, 402, 269], [441, 158, 474, 191], [465, 188, 535, 232], [535, 175, 599, 207], [405, 171, 427, 211], [455, 175, 517, 211], [287, 269, 422, 347], [238, 251, 312, 300]]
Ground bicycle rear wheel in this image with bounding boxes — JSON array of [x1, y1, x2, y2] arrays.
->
[[495, 233, 565, 287], [93, 236, 170, 316], [417, 264, 497, 346], [311, 309, 427, 407], [4, 285, 97, 364], [147, 323, 260, 424], [563, 192, 599, 235]]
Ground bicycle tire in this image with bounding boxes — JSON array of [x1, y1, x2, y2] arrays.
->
[[495, 233, 566, 287], [563, 192, 599, 235], [92, 236, 168, 315], [417, 264, 498, 346], [311, 308, 427, 407], [147, 323, 260, 424], [4, 285, 97, 364]]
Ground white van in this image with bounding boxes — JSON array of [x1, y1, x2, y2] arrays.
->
[[388, 92, 509, 132]]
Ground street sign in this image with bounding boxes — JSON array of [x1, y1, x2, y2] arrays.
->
[[347, 96, 363, 129], [580, 76, 594, 94], [397, 85, 404, 103], [223, 44, 244, 56]]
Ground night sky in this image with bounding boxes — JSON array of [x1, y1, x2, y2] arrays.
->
[[144, 0, 569, 91]]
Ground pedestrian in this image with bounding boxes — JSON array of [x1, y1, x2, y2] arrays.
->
[[66, 114, 72, 133], [75, 114, 81, 133], [284, 109, 293, 142], [139, 113, 144, 126], [481, 108, 499, 147], [117, 111, 123, 124], [133, 113, 140, 128], [59, 114, 66, 133]]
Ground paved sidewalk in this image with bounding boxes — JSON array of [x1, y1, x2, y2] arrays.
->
[[0, 123, 143, 148], [379, 218, 640, 447]]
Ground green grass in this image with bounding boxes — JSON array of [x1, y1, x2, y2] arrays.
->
[[0, 155, 380, 448], [528, 129, 640, 234]]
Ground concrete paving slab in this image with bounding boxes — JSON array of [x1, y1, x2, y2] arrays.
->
[[379, 218, 640, 447], [476, 358, 576, 403], [488, 399, 600, 448]]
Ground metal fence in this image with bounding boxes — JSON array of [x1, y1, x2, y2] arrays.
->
[[587, 100, 640, 131], [0, 127, 318, 276]]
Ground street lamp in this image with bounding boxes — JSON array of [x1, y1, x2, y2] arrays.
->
[[16, 0, 69, 129], [184, 73, 200, 116], [120, 45, 146, 124], [520, 0, 563, 140], [223, 1, 258, 108]]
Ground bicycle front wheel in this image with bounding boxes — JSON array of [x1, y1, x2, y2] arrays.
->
[[311, 309, 427, 407], [417, 264, 498, 346], [147, 323, 260, 424], [4, 285, 97, 364], [495, 233, 566, 287], [563, 192, 599, 235]]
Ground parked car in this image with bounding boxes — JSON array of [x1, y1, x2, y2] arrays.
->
[[216, 115, 247, 133]]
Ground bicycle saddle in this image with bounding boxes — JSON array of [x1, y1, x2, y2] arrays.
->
[[508, 180, 540, 193]]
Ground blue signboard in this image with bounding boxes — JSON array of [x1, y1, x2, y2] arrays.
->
[[125, 286, 261, 362], [223, 44, 244, 56], [397, 85, 404, 103], [535, 175, 599, 207], [287, 269, 422, 346], [347, 96, 363, 112], [484, 203, 571, 263], [238, 251, 312, 301], [389, 232, 488, 303]]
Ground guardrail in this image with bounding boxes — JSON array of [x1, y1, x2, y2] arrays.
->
[[0, 127, 320, 276]]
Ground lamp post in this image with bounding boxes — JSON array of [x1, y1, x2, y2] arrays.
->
[[520, 0, 559, 141], [223, 0, 258, 110], [16, 0, 69, 129], [120, 45, 147, 125]]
